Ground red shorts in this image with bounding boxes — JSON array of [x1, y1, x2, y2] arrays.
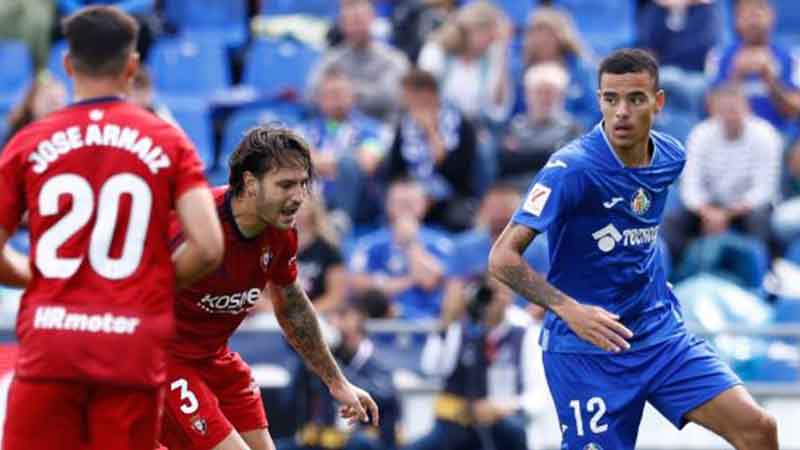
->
[[2, 376, 163, 450], [159, 351, 267, 450]]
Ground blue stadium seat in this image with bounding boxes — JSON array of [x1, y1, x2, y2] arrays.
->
[[47, 41, 69, 84], [260, 0, 339, 18], [772, 0, 800, 48], [147, 36, 230, 100], [555, 0, 635, 55], [213, 104, 303, 184], [653, 110, 698, 145], [675, 232, 770, 290], [168, 100, 216, 171], [0, 40, 33, 112], [242, 37, 320, 98], [162, 0, 248, 47], [786, 239, 800, 265]]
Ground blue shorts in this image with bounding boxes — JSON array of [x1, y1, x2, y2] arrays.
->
[[543, 333, 741, 450]]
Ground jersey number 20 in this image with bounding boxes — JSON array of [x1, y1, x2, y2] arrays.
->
[[36, 173, 152, 280]]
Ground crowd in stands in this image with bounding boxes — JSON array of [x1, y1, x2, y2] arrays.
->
[[1, 0, 800, 447]]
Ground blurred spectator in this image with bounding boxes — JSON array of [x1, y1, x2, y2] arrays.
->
[[129, 67, 175, 124], [500, 63, 583, 191], [280, 298, 400, 450], [390, 0, 453, 62], [772, 136, 800, 247], [302, 68, 388, 222], [0, 0, 54, 70], [309, 0, 410, 125], [664, 83, 782, 260], [409, 276, 546, 450], [385, 69, 479, 231], [295, 195, 348, 316], [4, 72, 67, 145], [636, 0, 722, 72], [516, 6, 598, 128], [417, 0, 514, 124], [706, 0, 800, 135], [448, 183, 550, 281], [349, 178, 453, 319]]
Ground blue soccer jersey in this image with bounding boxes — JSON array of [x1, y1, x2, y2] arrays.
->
[[512, 123, 687, 354]]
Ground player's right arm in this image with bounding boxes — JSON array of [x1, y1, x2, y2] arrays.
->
[[489, 224, 632, 353], [172, 187, 224, 289]]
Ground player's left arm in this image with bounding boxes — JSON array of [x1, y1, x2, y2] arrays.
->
[[270, 280, 380, 425], [0, 228, 30, 288]]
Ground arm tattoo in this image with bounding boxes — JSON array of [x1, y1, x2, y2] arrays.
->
[[492, 224, 565, 310], [274, 281, 345, 387]]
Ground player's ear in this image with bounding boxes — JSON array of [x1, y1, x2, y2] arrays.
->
[[124, 51, 140, 83], [243, 171, 258, 197], [655, 89, 666, 113], [63, 53, 74, 78]]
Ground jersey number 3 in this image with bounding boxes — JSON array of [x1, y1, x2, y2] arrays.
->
[[36, 173, 152, 280]]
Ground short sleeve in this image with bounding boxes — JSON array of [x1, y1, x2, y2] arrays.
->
[[172, 132, 209, 199], [511, 163, 581, 233], [271, 228, 299, 286], [0, 139, 27, 234]]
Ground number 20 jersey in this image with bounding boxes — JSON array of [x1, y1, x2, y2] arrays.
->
[[0, 98, 208, 387]]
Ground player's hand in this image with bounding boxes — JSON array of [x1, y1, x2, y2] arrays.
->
[[556, 301, 633, 353], [330, 381, 380, 427]]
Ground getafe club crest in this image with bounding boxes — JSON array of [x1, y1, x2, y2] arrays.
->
[[190, 415, 207, 436], [630, 188, 651, 215], [260, 246, 272, 271]]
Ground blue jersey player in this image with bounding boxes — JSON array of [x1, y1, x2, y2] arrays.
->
[[489, 49, 778, 450]]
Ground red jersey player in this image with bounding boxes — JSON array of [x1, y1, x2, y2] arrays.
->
[[0, 6, 224, 450], [159, 126, 379, 450]]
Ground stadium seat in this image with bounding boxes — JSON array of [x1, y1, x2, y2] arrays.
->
[[147, 36, 231, 101], [786, 240, 800, 266], [242, 37, 320, 99], [653, 110, 698, 145], [554, 0, 635, 55], [772, 0, 800, 48], [162, 0, 248, 47], [46, 41, 69, 85], [260, 0, 340, 18], [169, 100, 216, 171], [0, 40, 33, 112], [674, 232, 770, 291], [213, 103, 304, 184]]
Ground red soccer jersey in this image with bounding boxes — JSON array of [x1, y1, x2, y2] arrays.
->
[[168, 186, 298, 359], [0, 98, 208, 387]]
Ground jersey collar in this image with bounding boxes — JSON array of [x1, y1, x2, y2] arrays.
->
[[69, 96, 125, 107]]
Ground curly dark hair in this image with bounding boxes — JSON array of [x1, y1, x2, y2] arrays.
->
[[227, 124, 315, 196]]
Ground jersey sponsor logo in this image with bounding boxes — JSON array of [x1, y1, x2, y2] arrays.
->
[[544, 159, 568, 169], [523, 183, 551, 217], [630, 188, 651, 215], [29, 124, 172, 175], [198, 288, 261, 314], [592, 224, 659, 252], [32, 306, 141, 334], [602, 197, 624, 209]]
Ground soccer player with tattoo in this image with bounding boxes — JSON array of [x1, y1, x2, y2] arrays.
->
[[489, 49, 778, 450], [159, 125, 379, 450]]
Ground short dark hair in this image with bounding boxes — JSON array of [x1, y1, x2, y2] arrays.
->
[[62, 5, 139, 77], [228, 125, 315, 196], [598, 48, 659, 89], [402, 68, 439, 94]]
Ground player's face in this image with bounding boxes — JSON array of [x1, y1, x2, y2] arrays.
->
[[598, 71, 664, 153], [255, 166, 309, 230]]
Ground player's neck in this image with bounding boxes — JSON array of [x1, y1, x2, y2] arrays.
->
[[611, 139, 652, 168], [230, 194, 268, 238], [71, 75, 129, 103]]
